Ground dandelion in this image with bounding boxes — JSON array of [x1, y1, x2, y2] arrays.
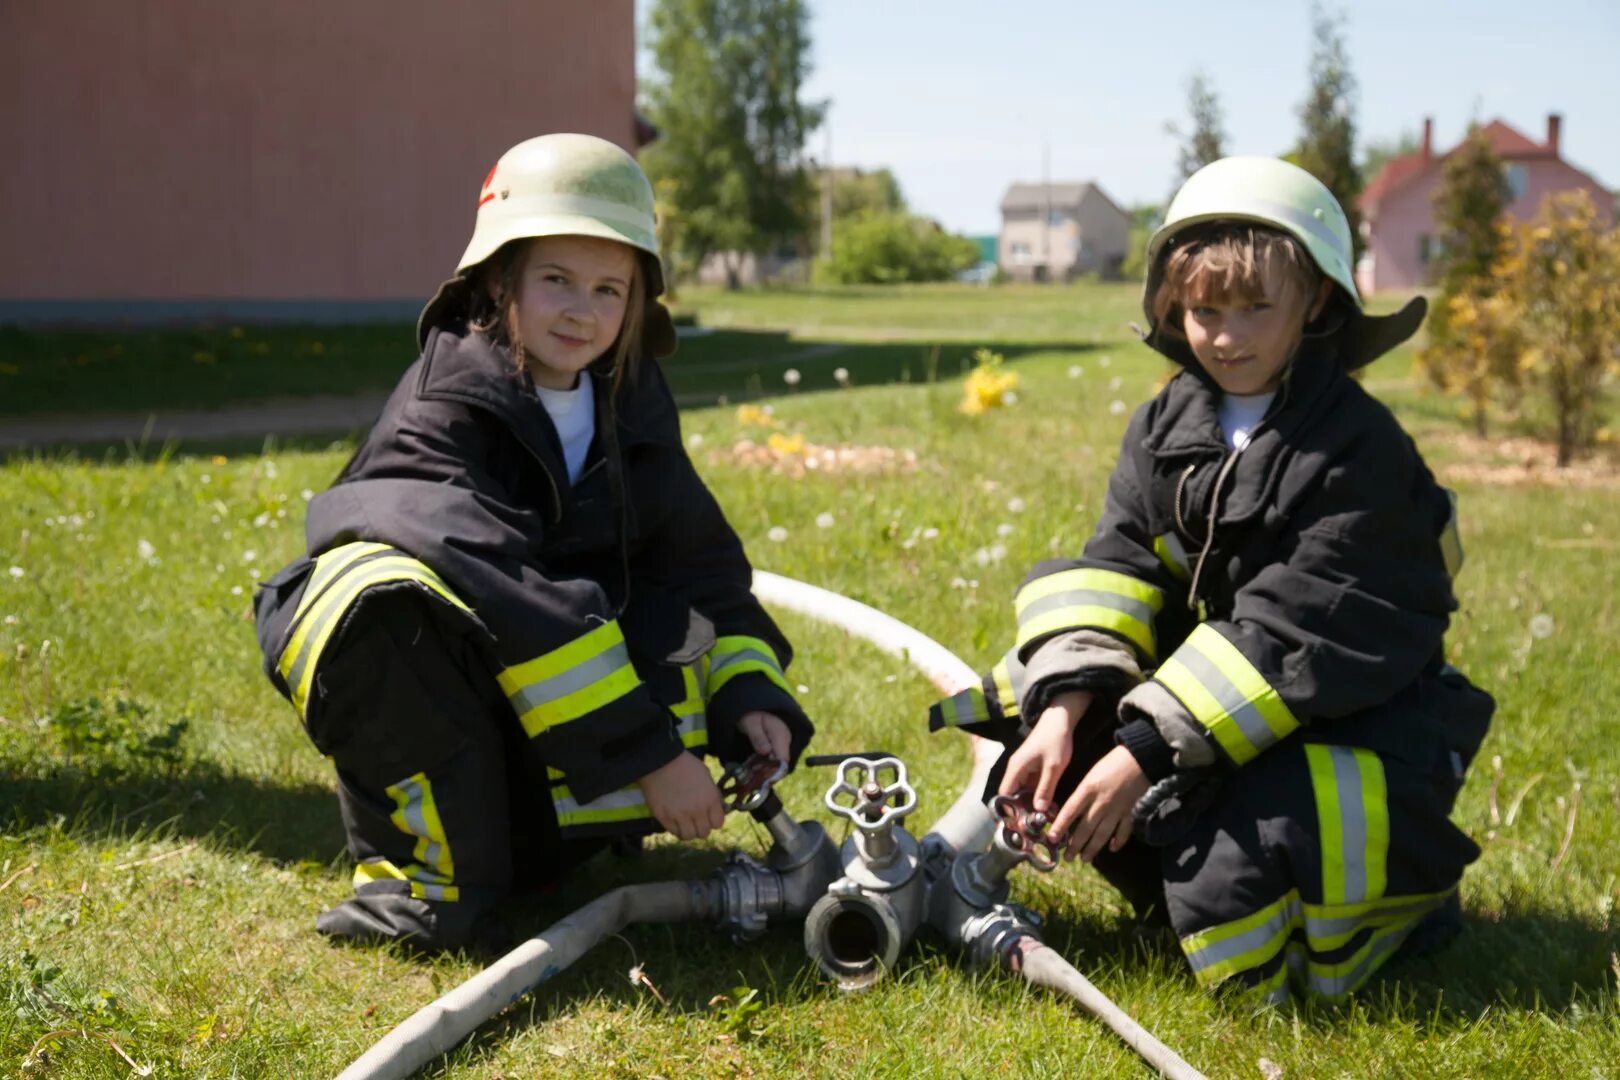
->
[[687, 433, 705, 449], [7, 567, 23, 579], [253, 512, 270, 527], [834, 367, 850, 386], [959, 348, 1019, 415], [766, 432, 806, 456], [767, 526, 789, 543], [783, 368, 802, 387], [989, 543, 1008, 562], [264, 461, 278, 479], [301, 488, 314, 501], [200, 474, 212, 485], [230, 585, 244, 596], [949, 577, 969, 589], [192, 350, 217, 365], [1109, 400, 1127, 416], [735, 404, 779, 428], [1109, 375, 1123, 391], [1006, 497, 1026, 514], [137, 538, 156, 561], [311, 342, 326, 355], [3, 615, 15, 625], [1002, 390, 1019, 406], [796, 683, 810, 694], [1067, 365, 1084, 379], [884, 674, 897, 683], [921, 527, 940, 541], [242, 550, 257, 563], [973, 547, 992, 567], [816, 512, 835, 529], [996, 523, 1015, 538], [1098, 355, 1112, 368], [1530, 614, 1555, 639]]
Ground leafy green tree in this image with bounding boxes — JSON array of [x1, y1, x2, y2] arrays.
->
[[641, 0, 824, 288], [828, 167, 905, 221], [1165, 72, 1226, 185], [1291, 3, 1363, 259], [815, 213, 979, 285], [1121, 203, 1164, 282], [1418, 124, 1514, 434]]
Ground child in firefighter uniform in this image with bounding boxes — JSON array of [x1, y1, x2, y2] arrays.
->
[[932, 157, 1492, 1003], [255, 134, 812, 952]]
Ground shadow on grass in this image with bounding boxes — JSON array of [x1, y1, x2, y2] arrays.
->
[[0, 758, 345, 866], [3, 431, 360, 465]]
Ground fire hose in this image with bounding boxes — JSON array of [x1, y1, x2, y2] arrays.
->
[[335, 571, 1204, 1080]]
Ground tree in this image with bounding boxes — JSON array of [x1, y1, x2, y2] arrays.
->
[[828, 167, 905, 221], [1500, 192, 1620, 465], [1121, 203, 1165, 282], [1417, 124, 1515, 434], [1292, 3, 1363, 259], [1165, 71, 1227, 186], [641, 0, 825, 288], [814, 213, 979, 285]]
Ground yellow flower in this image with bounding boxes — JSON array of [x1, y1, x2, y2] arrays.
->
[[192, 351, 217, 365], [959, 348, 1019, 416], [735, 404, 780, 428], [766, 432, 806, 456], [210, 455, 228, 466]]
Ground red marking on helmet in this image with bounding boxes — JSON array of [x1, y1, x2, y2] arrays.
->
[[478, 163, 498, 206]]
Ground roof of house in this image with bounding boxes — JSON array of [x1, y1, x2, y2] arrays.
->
[[1000, 181, 1122, 215], [1359, 118, 1567, 212]]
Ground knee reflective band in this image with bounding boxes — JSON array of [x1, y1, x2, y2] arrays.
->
[[1306, 745, 1389, 905], [706, 635, 792, 698], [1153, 624, 1299, 766], [278, 543, 470, 718], [1014, 568, 1162, 661], [497, 620, 642, 738]]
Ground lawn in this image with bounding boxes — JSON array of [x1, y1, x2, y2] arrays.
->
[[2, 284, 1616, 1077]]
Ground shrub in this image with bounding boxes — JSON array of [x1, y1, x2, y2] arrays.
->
[[815, 213, 980, 285]]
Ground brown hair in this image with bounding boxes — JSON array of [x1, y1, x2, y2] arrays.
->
[[468, 238, 649, 398], [1150, 223, 1322, 341]]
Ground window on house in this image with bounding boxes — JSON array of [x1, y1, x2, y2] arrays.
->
[[1418, 235, 1434, 265], [1046, 211, 1067, 227], [1504, 163, 1528, 201]]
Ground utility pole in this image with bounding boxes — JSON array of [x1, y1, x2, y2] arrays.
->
[[1041, 140, 1051, 282]]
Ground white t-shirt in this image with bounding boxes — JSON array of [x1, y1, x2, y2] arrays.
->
[[534, 376, 596, 485], [1217, 391, 1275, 451]]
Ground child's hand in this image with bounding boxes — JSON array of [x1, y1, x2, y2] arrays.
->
[[738, 710, 792, 764], [637, 752, 725, 840], [1049, 745, 1150, 863], [997, 689, 1092, 811]]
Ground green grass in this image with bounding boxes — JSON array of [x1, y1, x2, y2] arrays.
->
[[2, 285, 1617, 1077]]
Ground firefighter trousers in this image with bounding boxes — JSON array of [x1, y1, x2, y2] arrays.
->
[[303, 587, 606, 952], [989, 709, 1479, 1004]]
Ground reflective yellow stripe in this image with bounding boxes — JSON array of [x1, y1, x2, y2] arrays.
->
[[1439, 489, 1465, 578], [932, 686, 990, 729], [1153, 624, 1299, 766], [706, 635, 793, 698], [1153, 533, 1192, 583], [1181, 891, 1300, 985], [673, 663, 708, 750], [352, 858, 461, 903], [290, 541, 392, 625], [1014, 568, 1162, 660], [387, 772, 454, 886], [1307, 745, 1389, 906], [551, 782, 653, 828], [278, 553, 469, 717], [1300, 889, 1451, 953], [496, 620, 642, 737]]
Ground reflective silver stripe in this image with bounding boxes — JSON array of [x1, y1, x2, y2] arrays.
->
[[1016, 589, 1158, 632], [553, 784, 648, 819], [1306, 923, 1411, 997], [391, 775, 450, 881], [1303, 894, 1442, 942], [1172, 642, 1285, 757], [1327, 747, 1369, 903], [942, 689, 985, 727], [506, 638, 633, 715], [414, 883, 456, 902], [1183, 894, 1301, 974], [710, 647, 780, 680]]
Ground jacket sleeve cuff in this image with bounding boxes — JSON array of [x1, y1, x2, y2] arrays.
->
[[705, 673, 814, 768], [1018, 628, 1145, 722], [569, 721, 685, 804], [1114, 718, 1177, 782], [1119, 680, 1219, 769]]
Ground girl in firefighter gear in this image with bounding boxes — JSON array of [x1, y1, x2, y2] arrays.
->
[[255, 134, 812, 952], [932, 157, 1492, 1003]]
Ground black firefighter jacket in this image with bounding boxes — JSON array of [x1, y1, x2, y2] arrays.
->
[[256, 328, 811, 806], [1010, 337, 1493, 784]]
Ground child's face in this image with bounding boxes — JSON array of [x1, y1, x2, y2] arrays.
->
[[1179, 270, 1326, 396], [508, 235, 635, 390]]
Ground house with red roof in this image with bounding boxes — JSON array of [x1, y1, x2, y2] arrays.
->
[[1355, 114, 1613, 294]]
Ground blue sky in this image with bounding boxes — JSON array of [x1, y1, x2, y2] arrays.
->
[[637, 0, 1619, 234]]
